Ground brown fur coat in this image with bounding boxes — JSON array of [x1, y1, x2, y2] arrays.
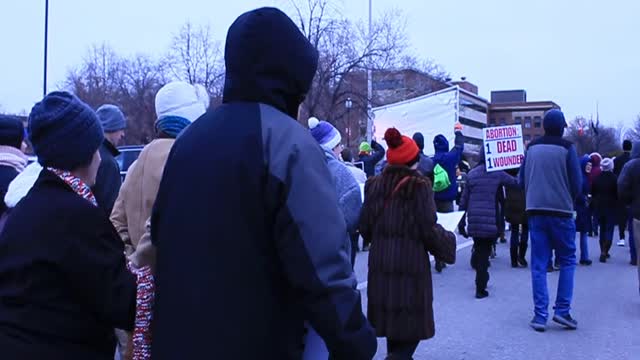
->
[[360, 165, 456, 341]]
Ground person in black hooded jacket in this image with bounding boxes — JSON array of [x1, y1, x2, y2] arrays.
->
[[149, 7, 375, 360]]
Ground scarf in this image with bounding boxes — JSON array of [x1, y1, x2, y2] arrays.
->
[[0, 145, 27, 172], [155, 116, 191, 138], [127, 264, 155, 360], [47, 168, 97, 206]]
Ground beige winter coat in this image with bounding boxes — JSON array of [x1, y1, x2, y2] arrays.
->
[[110, 139, 174, 269]]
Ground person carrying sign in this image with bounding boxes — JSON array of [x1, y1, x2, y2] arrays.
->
[[519, 109, 582, 332], [431, 123, 464, 273]]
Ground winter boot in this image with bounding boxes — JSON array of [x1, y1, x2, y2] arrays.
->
[[518, 242, 528, 267], [599, 239, 607, 263], [510, 247, 519, 268]]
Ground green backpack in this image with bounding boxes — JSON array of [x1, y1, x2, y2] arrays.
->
[[432, 164, 451, 192]]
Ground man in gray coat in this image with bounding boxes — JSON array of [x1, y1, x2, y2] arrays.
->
[[618, 140, 640, 295]]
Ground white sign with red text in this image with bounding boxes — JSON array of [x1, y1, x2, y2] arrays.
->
[[483, 125, 525, 172]]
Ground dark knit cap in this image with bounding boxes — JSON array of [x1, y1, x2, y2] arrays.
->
[[623, 139, 632, 151], [543, 109, 567, 137], [96, 104, 127, 132], [28, 91, 104, 170], [412, 132, 425, 151], [0, 115, 25, 149]]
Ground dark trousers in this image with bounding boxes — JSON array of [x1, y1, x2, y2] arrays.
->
[[350, 232, 359, 268], [387, 339, 419, 359], [510, 223, 529, 249], [472, 237, 495, 291], [435, 200, 454, 213]]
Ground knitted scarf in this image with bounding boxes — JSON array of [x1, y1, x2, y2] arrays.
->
[[155, 115, 191, 138], [48, 167, 154, 360], [0, 146, 28, 172], [47, 168, 97, 206]]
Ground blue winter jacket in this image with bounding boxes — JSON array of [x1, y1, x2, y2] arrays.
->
[[149, 8, 375, 360], [575, 155, 592, 233], [432, 131, 464, 202], [459, 159, 517, 238], [322, 146, 363, 235]]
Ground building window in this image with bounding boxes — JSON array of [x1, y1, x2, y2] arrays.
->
[[524, 116, 532, 128], [514, 117, 522, 125], [499, 118, 507, 126], [534, 116, 542, 128], [524, 134, 532, 141], [489, 118, 496, 126]]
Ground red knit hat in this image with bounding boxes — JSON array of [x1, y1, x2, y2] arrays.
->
[[384, 128, 420, 166]]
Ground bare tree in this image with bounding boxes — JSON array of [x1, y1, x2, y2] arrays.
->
[[624, 115, 640, 142], [64, 45, 165, 144], [165, 22, 224, 104], [565, 116, 621, 156]]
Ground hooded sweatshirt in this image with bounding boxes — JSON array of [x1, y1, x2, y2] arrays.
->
[[589, 152, 602, 185], [431, 131, 464, 202], [574, 155, 592, 232], [519, 110, 581, 217], [149, 8, 375, 360]]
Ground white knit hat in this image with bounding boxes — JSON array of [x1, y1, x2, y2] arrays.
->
[[155, 81, 210, 123]]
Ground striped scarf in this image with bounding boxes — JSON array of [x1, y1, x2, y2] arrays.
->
[[47, 168, 97, 206]]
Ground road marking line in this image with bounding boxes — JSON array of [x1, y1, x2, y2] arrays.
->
[[356, 239, 474, 290]]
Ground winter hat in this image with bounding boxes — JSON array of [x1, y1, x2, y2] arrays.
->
[[384, 128, 419, 166], [590, 152, 602, 166], [359, 142, 372, 153], [543, 109, 567, 137], [623, 140, 632, 152], [96, 104, 126, 133], [412, 132, 425, 151], [155, 81, 209, 138], [0, 115, 25, 149], [308, 117, 341, 149], [601, 158, 614, 172], [28, 91, 104, 171], [433, 134, 450, 153]]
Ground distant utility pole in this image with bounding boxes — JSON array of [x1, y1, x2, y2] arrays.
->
[[366, 0, 373, 141], [43, 0, 49, 97]]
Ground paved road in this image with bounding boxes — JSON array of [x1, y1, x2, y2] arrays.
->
[[353, 231, 640, 360]]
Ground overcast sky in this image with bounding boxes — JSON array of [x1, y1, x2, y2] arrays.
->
[[1, 0, 638, 129]]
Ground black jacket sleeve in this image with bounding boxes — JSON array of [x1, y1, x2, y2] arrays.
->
[[93, 145, 122, 215]]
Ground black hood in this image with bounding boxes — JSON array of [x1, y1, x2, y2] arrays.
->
[[223, 7, 319, 118]]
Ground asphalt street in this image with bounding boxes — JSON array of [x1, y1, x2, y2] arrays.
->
[[353, 231, 640, 360]]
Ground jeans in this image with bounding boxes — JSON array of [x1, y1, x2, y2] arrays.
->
[[510, 224, 529, 249], [472, 238, 494, 291], [579, 232, 589, 261], [529, 216, 577, 321], [350, 232, 359, 268]]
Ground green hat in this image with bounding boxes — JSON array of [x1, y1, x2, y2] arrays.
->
[[359, 142, 372, 153]]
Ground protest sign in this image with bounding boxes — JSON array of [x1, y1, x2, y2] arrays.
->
[[483, 125, 525, 172]]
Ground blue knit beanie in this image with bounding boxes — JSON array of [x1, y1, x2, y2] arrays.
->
[[308, 117, 341, 149], [28, 91, 104, 170], [543, 109, 567, 137], [96, 104, 126, 132]]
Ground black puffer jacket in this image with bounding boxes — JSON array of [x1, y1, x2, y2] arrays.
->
[[618, 142, 640, 220], [592, 171, 618, 218]]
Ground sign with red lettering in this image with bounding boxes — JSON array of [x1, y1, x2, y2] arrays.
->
[[483, 125, 525, 172]]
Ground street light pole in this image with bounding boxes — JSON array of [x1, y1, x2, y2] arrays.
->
[[345, 97, 353, 147], [43, 0, 49, 97], [366, 0, 373, 141]]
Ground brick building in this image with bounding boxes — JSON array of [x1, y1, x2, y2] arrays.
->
[[487, 90, 560, 145]]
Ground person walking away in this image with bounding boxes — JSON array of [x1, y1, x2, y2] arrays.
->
[[0, 115, 28, 219], [361, 127, 456, 359], [0, 92, 137, 359], [412, 132, 435, 182], [93, 104, 126, 215], [308, 117, 362, 267], [431, 123, 464, 273], [505, 167, 528, 268], [520, 109, 581, 332], [575, 155, 593, 265], [614, 140, 633, 248], [456, 163, 469, 206], [358, 139, 385, 178], [459, 151, 517, 298], [341, 148, 367, 185], [149, 8, 376, 360], [111, 81, 208, 264], [617, 141, 640, 294], [588, 152, 603, 237], [591, 158, 619, 263]]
